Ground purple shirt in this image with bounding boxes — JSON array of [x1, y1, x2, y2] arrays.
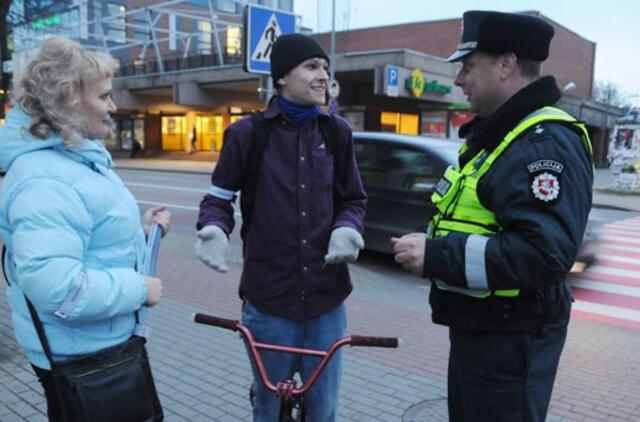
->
[[198, 100, 367, 320]]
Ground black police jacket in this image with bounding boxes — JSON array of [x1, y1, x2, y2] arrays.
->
[[425, 77, 594, 332]]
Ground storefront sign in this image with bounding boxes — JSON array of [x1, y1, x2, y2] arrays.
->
[[405, 68, 452, 97], [379, 65, 465, 104], [406, 68, 425, 97]]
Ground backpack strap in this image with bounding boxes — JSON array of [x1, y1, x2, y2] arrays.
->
[[240, 113, 340, 242], [240, 112, 272, 241], [319, 114, 338, 156]]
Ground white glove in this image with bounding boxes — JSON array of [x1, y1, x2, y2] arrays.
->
[[324, 227, 365, 265], [195, 225, 229, 272]]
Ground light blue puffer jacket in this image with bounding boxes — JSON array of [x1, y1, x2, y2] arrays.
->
[[0, 107, 148, 369]]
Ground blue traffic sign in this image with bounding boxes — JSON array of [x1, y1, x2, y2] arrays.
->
[[244, 5, 296, 74], [388, 66, 399, 87], [386, 66, 400, 97]]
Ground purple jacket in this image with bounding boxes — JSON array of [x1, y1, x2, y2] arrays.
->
[[198, 100, 367, 320]]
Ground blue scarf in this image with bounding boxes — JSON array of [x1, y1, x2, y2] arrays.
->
[[276, 96, 321, 126]]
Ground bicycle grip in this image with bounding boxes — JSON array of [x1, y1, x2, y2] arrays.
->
[[350, 335, 399, 348], [193, 313, 238, 331]]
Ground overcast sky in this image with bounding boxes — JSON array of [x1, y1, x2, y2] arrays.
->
[[294, 0, 640, 105]]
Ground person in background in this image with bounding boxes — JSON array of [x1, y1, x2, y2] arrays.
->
[[195, 33, 366, 421], [0, 36, 171, 420], [130, 136, 142, 158], [393, 11, 593, 422]]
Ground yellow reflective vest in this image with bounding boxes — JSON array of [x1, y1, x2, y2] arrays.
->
[[428, 106, 592, 298]]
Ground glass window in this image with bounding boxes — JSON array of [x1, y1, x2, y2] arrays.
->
[[162, 116, 187, 150], [198, 20, 212, 54], [380, 112, 419, 135], [421, 111, 447, 138], [106, 3, 126, 44], [226, 27, 241, 56], [133, 10, 149, 42], [217, 0, 237, 13], [355, 141, 446, 193], [169, 13, 176, 50], [343, 111, 364, 131], [278, 0, 293, 11]]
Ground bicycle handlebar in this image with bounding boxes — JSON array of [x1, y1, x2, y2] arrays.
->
[[193, 313, 239, 331], [193, 312, 399, 398], [350, 335, 398, 348]]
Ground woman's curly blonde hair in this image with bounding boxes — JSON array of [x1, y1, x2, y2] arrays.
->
[[14, 36, 119, 146]]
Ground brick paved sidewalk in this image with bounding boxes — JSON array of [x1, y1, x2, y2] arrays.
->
[[3, 281, 639, 421], [0, 285, 447, 421], [2, 223, 640, 421]]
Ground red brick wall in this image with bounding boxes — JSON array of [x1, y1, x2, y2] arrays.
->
[[544, 20, 595, 98], [312, 14, 595, 99]]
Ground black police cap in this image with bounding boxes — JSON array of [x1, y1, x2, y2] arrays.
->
[[447, 11, 555, 62]]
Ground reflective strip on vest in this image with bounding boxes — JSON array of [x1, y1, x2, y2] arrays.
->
[[465, 234, 489, 290], [429, 106, 592, 299]]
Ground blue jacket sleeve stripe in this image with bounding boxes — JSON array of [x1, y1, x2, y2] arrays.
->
[[465, 234, 489, 290]]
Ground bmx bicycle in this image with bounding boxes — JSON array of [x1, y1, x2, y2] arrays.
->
[[193, 312, 398, 421]]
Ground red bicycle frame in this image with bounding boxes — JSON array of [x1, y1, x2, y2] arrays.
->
[[193, 313, 398, 420]]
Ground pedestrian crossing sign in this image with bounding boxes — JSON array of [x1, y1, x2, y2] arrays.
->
[[243, 5, 297, 74]]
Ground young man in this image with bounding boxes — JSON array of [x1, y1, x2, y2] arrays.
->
[[195, 33, 366, 421], [393, 11, 593, 422]]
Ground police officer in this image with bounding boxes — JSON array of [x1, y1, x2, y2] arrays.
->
[[392, 11, 593, 422]]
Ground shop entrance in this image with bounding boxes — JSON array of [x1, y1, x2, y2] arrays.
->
[[380, 111, 419, 135]]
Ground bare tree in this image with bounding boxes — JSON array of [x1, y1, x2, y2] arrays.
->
[[593, 80, 632, 107]]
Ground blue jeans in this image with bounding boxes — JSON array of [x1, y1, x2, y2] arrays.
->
[[242, 301, 347, 422]]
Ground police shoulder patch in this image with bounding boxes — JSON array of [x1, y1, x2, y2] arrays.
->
[[530, 172, 560, 203]]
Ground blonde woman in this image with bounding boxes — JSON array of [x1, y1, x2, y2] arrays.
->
[[0, 37, 170, 420]]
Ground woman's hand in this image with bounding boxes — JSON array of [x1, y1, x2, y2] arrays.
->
[[143, 276, 163, 307], [143, 206, 171, 237]]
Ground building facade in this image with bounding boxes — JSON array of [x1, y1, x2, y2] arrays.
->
[[1, 2, 621, 165]]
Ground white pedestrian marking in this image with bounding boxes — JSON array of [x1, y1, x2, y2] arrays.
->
[[586, 265, 640, 280], [599, 234, 640, 245], [572, 216, 640, 328], [570, 278, 640, 298], [126, 182, 205, 193], [137, 200, 199, 211], [136, 200, 241, 218], [597, 254, 640, 264], [572, 300, 640, 322]]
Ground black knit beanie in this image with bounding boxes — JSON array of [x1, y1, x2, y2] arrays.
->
[[270, 33, 330, 84]]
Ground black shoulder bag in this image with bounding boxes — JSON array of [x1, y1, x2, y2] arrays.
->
[[2, 225, 164, 422], [27, 304, 163, 422]]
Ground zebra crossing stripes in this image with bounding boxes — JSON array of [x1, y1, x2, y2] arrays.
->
[[569, 216, 640, 330]]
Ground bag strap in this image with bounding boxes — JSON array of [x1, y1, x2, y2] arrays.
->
[[24, 297, 56, 369], [2, 245, 8, 286]]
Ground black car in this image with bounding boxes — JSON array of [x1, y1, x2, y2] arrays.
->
[[353, 131, 460, 253]]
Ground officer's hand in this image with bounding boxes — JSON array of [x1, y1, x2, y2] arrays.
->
[[391, 233, 426, 276], [195, 225, 229, 272], [324, 227, 365, 265]]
